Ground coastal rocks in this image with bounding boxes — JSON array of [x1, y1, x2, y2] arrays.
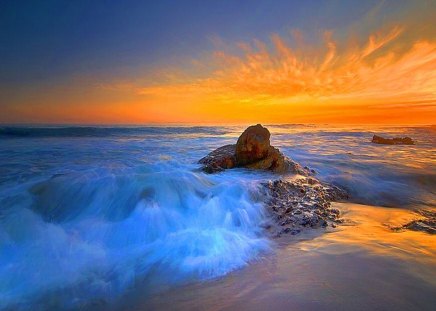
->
[[198, 124, 349, 236], [371, 135, 415, 145], [262, 178, 348, 237], [199, 124, 310, 175], [393, 210, 436, 234]]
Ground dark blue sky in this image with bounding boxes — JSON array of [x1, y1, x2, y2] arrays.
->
[[1, 0, 386, 85]]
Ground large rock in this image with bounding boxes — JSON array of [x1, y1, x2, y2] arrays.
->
[[235, 124, 271, 165], [197, 125, 350, 237], [198, 124, 310, 175], [371, 135, 414, 145]]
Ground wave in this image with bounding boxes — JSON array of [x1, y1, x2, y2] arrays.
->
[[0, 126, 232, 138], [0, 166, 270, 309]]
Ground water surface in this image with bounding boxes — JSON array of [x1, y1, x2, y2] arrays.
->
[[0, 124, 434, 310]]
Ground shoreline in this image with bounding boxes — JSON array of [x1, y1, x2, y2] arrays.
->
[[118, 202, 436, 311]]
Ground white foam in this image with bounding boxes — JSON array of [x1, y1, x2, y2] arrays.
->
[[0, 166, 270, 308]]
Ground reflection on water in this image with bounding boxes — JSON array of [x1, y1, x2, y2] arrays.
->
[[316, 203, 436, 260], [128, 203, 436, 311]]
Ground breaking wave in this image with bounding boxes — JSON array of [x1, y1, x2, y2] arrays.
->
[[0, 164, 270, 309]]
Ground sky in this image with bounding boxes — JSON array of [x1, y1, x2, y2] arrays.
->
[[0, 0, 435, 125]]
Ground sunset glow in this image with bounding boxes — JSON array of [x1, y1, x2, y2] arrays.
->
[[132, 28, 436, 124], [1, 1, 435, 124]]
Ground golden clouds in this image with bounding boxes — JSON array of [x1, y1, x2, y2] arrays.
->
[[127, 25, 434, 124], [2, 25, 434, 124]]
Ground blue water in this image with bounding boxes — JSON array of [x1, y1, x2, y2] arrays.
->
[[0, 124, 435, 309]]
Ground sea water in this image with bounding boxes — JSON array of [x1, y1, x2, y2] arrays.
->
[[0, 124, 434, 309]]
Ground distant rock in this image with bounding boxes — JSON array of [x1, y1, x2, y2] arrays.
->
[[371, 135, 415, 145], [198, 124, 310, 175]]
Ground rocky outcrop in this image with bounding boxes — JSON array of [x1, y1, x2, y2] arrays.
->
[[371, 135, 415, 145], [392, 210, 436, 234], [262, 178, 348, 237], [198, 124, 349, 237], [199, 124, 310, 175]]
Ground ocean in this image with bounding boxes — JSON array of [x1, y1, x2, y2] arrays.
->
[[0, 124, 435, 310]]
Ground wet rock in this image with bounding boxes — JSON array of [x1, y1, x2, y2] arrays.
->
[[393, 210, 436, 234], [262, 178, 348, 237], [198, 124, 310, 175], [198, 144, 236, 173], [404, 220, 436, 234], [371, 135, 415, 145], [245, 146, 308, 174], [304, 166, 317, 175], [307, 177, 317, 185]]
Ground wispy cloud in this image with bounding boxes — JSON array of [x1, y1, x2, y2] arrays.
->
[[130, 25, 435, 122], [3, 24, 434, 124]]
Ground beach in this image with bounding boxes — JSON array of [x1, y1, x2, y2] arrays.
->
[[125, 203, 436, 311]]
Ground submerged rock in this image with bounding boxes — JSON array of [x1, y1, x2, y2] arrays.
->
[[371, 135, 415, 145], [393, 210, 436, 234], [199, 124, 309, 175], [262, 178, 348, 237]]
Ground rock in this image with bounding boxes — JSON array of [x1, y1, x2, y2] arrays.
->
[[198, 144, 236, 173], [392, 210, 436, 234], [236, 124, 271, 165], [198, 124, 310, 175], [197, 127, 425, 239], [371, 135, 415, 145], [307, 177, 318, 185], [244, 146, 280, 171], [262, 178, 348, 236], [245, 146, 306, 174]]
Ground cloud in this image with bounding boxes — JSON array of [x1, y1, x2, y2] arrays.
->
[[133, 26, 435, 116], [3, 21, 434, 124]]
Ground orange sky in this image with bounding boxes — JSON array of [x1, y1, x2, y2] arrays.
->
[[130, 27, 436, 125], [1, 21, 435, 125]]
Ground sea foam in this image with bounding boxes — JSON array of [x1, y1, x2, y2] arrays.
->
[[0, 163, 270, 308]]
